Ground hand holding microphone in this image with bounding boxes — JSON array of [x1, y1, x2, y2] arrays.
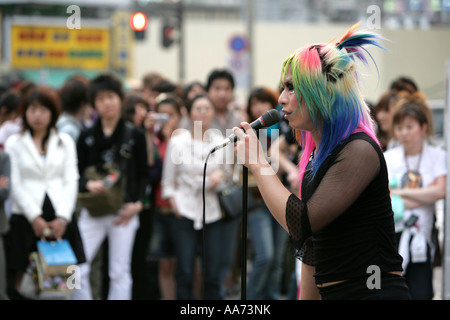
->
[[210, 109, 281, 153], [232, 109, 281, 171]]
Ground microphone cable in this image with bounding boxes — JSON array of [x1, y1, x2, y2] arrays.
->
[[201, 149, 213, 299]]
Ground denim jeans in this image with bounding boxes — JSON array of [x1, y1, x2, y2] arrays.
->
[[216, 216, 240, 298], [171, 217, 222, 300], [247, 204, 288, 300]]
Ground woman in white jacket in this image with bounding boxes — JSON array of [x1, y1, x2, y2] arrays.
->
[[4, 86, 85, 299]]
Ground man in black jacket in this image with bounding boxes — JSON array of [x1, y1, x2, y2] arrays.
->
[[73, 73, 148, 300]]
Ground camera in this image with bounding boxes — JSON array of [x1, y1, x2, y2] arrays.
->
[[404, 214, 418, 228], [154, 113, 169, 123]]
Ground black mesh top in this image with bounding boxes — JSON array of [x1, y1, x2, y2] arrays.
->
[[286, 132, 403, 284]]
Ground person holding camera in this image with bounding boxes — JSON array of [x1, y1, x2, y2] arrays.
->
[[161, 93, 230, 299], [145, 92, 183, 299]]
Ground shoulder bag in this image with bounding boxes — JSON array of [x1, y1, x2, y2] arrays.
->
[[77, 123, 134, 217]]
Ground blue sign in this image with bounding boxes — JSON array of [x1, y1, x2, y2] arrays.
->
[[229, 35, 248, 53]]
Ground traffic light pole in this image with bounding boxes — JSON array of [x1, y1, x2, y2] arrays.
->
[[177, 0, 185, 83], [246, 0, 254, 90]]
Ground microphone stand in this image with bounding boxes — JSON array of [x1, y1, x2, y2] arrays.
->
[[241, 165, 248, 300]]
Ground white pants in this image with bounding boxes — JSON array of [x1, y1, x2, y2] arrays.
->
[[72, 208, 139, 300]]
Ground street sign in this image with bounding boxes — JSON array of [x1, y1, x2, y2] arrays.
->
[[11, 25, 109, 69], [229, 34, 249, 53]]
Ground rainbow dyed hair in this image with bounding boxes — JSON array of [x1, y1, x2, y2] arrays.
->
[[280, 22, 386, 193]]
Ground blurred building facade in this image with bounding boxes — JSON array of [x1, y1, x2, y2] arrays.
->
[[1, 0, 449, 103]]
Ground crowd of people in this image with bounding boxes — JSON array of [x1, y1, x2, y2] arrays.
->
[[0, 34, 446, 299], [0, 68, 300, 301]]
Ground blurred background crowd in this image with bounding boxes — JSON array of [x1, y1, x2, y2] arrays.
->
[[0, 0, 449, 300]]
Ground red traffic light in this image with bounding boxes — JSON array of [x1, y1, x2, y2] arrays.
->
[[130, 12, 148, 32], [164, 26, 174, 38], [162, 24, 175, 48]]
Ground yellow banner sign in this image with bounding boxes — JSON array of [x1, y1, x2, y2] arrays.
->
[[11, 25, 109, 69]]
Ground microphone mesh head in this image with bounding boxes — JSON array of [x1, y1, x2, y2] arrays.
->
[[261, 109, 281, 127]]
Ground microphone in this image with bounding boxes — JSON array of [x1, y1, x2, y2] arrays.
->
[[210, 109, 281, 153]]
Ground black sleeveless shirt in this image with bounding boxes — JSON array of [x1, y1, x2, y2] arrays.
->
[[286, 132, 403, 284]]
